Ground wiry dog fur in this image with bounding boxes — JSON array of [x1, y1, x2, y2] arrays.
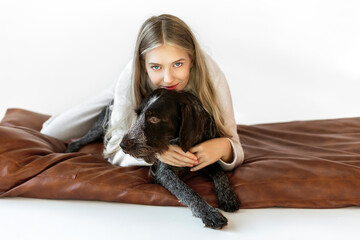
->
[[66, 88, 240, 229]]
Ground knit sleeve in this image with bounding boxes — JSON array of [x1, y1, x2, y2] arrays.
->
[[104, 59, 151, 167], [203, 52, 245, 171]]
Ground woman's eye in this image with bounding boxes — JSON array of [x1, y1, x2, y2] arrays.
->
[[151, 65, 160, 70], [174, 62, 182, 68]]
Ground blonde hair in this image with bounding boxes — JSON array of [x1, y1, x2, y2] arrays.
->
[[104, 14, 230, 159]]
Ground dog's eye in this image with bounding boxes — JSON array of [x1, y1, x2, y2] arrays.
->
[[148, 117, 160, 124]]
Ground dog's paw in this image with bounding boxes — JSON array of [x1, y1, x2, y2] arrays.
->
[[201, 207, 228, 229], [65, 141, 81, 153], [218, 189, 240, 212]]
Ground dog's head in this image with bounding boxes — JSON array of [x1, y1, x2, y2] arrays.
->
[[120, 88, 218, 164]]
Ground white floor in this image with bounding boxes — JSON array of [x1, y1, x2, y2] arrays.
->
[[1, 198, 359, 240]]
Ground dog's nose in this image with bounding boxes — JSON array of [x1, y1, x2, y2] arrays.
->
[[120, 137, 135, 152]]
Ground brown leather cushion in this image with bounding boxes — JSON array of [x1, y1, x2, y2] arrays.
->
[[1, 108, 360, 208]]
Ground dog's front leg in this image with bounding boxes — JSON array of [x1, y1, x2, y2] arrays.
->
[[65, 103, 111, 153], [154, 162, 228, 229], [203, 163, 240, 212]]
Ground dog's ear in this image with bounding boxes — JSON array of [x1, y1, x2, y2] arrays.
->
[[179, 94, 207, 152]]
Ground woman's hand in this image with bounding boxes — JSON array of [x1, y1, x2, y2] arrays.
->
[[156, 145, 199, 167], [189, 138, 233, 172]]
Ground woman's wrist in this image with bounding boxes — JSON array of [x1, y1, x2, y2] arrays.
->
[[220, 138, 233, 163]]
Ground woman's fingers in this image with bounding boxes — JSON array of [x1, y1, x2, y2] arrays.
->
[[159, 145, 199, 167], [169, 145, 198, 163], [190, 158, 209, 171], [158, 153, 189, 167], [169, 145, 198, 160]]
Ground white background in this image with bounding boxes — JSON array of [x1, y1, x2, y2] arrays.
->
[[1, 1, 360, 239], [1, 0, 359, 124]]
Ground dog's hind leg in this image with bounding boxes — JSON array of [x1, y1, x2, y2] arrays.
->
[[65, 103, 111, 153], [154, 162, 228, 229], [202, 163, 240, 212]]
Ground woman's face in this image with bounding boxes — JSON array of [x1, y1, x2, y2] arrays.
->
[[145, 44, 192, 91]]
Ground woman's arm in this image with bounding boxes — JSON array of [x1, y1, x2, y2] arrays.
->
[[40, 78, 116, 141]]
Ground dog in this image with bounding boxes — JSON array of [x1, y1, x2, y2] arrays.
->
[[66, 88, 240, 229]]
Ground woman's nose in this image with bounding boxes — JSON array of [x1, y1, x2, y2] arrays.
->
[[163, 69, 175, 83]]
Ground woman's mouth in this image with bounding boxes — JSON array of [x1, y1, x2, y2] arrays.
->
[[162, 83, 179, 90]]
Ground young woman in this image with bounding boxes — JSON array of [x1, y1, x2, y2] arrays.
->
[[41, 14, 244, 172]]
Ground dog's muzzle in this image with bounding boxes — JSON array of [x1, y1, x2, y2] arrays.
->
[[120, 136, 135, 154]]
